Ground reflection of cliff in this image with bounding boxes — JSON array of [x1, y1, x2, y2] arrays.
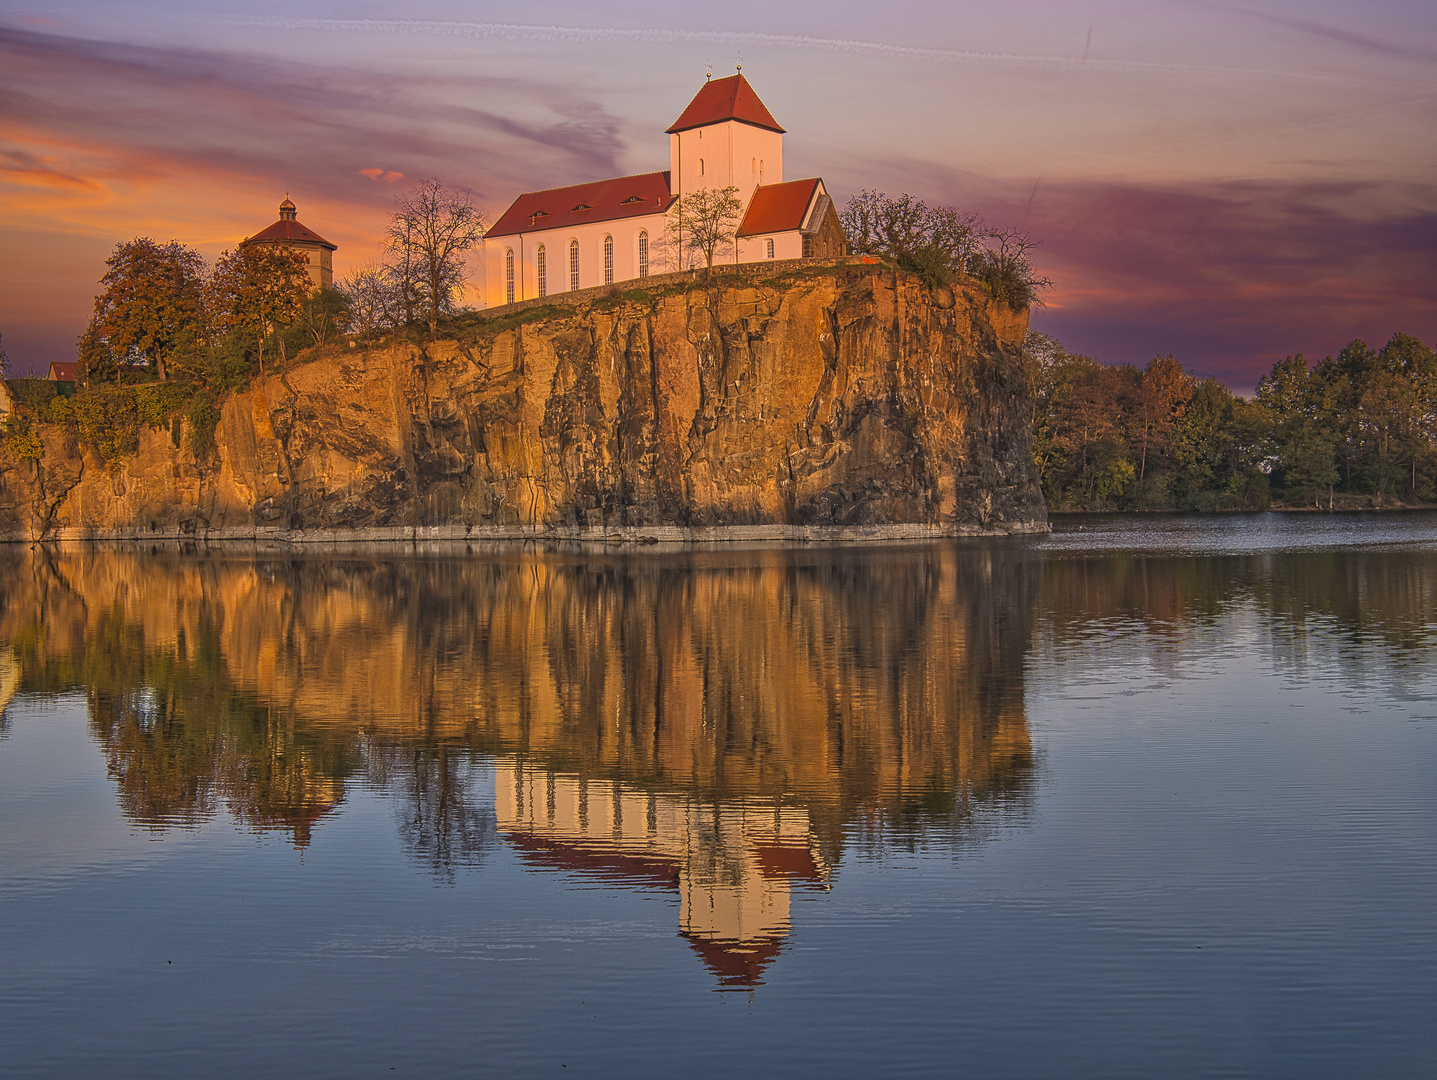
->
[[0, 542, 1038, 986], [498, 760, 828, 989], [0, 544, 1038, 851]]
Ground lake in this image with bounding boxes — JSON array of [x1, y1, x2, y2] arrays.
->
[[2, 514, 1434, 1078]]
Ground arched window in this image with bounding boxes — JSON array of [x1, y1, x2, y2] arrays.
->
[[536, 244, 547, 297], [752, 157, 757, 175], [638, 231, 649, 278], [569, 239, 580, 291], [765, 238, 774, 259], [698, 158, 705, 176], [603, 235, 613, 285], [504, 248, 515, 304]]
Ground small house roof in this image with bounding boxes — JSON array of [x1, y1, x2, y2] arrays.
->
[[246, 199, 336, 250], [667, 73, 785, 135], [736, 178, 822, 237], [46, 361, 78, 382], [486, 171, 674, 239]]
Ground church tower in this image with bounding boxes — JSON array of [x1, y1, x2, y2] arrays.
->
[[667, 73, 784, 211]]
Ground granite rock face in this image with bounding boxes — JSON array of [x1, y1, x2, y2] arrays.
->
[[0, 264, 1046, 540]]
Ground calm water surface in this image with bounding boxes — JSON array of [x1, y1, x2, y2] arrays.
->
[[2, 513, 1435, 1078]]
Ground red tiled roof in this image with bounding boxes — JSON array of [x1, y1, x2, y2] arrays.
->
[[486, 171, 674, 239], [504, 832, 681, 890], [684, 934, 786, 989], [46, 361, 78, 382], [753, 841, 829, 888], [667, 74, 785, 135], [736, 178, 821, 237], [245, 218, 336, 249]]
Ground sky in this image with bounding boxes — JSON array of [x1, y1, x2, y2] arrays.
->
[[1, 1, 1434, 392]]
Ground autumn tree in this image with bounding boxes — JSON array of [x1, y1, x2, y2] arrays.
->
[[80, 238, 206, 383], [207, 244, 312, 377], [667, 185, 743, 271], [1130, 354, 1195, 487], [385, 179, 488, 333]]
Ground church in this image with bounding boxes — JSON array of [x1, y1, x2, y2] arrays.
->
[[480, 73, 846, 307]]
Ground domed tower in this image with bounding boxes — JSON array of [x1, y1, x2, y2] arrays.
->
[[241, 197, 337, 288]]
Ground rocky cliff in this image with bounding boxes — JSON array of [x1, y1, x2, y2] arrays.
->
[[0, 261, 1045, 541]]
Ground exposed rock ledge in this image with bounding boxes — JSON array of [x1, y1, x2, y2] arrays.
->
[[0, 262, 1046, 543]]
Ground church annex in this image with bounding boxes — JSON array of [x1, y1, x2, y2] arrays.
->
[[480, 74, 846, 307]]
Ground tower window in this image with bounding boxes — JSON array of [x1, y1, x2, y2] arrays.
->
[[504, 248, 515, 304], [765, 238, 774, 259], [603, 235, 613, 285], [699, 158, 705, 176], [569, 239, 579, 291], [638, 230, 649, 278], [537, 244, 547, 297]]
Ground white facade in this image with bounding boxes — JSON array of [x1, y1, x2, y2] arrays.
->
[[480, 214, 668, 308]]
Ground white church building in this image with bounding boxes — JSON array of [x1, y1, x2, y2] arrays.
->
[[480, 73, 846, 308]]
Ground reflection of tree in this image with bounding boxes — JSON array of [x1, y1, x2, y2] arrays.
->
[[1038, 548, 1437, 700], [382, 746, 493, 882]]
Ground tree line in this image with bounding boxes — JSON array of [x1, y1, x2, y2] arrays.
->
[[1027, 331, 1437, 510]]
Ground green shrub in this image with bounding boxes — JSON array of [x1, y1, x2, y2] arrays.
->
[[186, 391, 222, 462], [44, 395, 74, 425], [70, 385, 141, 465], [3, 416, 44, 460], [135, 382, 194, 430]]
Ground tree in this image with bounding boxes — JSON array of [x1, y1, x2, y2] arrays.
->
[[841, 190, 982, 288], [81, 238, 206, 382], [1131, 354, 1194, 486], [207, 244, 312, 378], [296, 286, 352, 348], [967, 223, 1054, 310], [841, 191, 1050, 306], [0, 330, 8, 374], [338, 263, 404, 338], [667, 185, 743, 271], [385, 178, 488, 333]]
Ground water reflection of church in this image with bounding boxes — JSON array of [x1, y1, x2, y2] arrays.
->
[[498, 761, 829, 988]]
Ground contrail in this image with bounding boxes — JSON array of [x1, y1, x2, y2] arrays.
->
[[210, 17, 1383, 85]]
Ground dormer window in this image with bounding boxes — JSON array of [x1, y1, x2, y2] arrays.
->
[[528, 209, 550, 227], [620, 195, 645, 205], [570, 203, 592, 212]]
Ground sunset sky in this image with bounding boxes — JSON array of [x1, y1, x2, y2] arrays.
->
[[2, 0, 1434, 392]]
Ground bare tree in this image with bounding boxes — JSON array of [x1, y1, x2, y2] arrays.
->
[[338, 262, 403, 337], [385, 178, 489, 333], [666, 186, 743, 271], [968, 222, 1054, 310]]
